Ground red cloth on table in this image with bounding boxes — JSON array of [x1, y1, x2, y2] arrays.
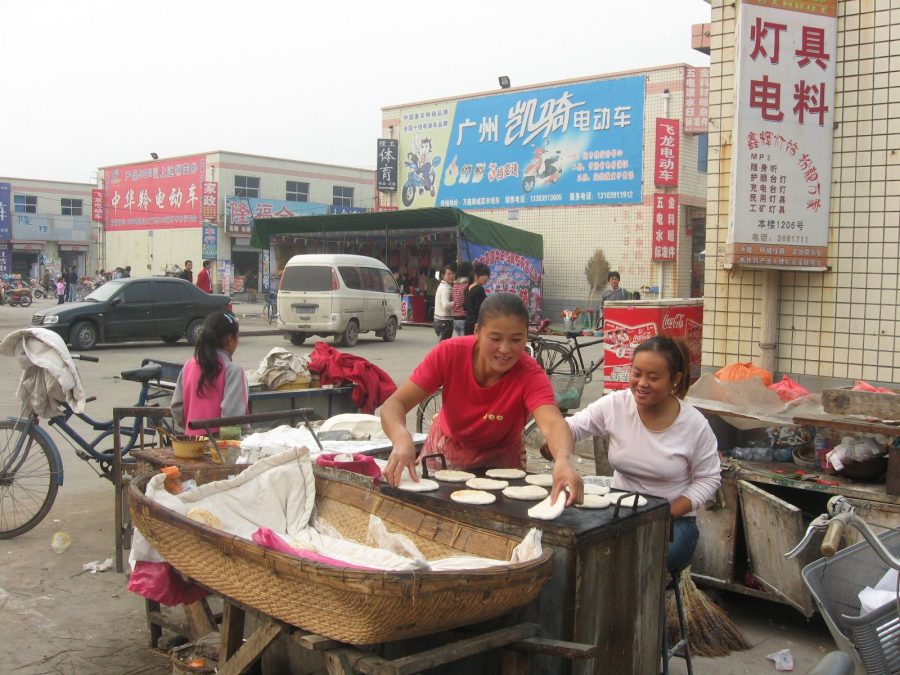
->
[[307, 342, 397, 414]]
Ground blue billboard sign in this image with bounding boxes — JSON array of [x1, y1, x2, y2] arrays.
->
[[202, 222, 217, 260]]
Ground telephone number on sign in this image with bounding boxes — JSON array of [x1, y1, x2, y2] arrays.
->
[[776, 235, 809, 243], [598, 190, 635, 200]]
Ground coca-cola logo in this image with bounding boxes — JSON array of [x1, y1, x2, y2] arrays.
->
[[662, 313, 685, 330]]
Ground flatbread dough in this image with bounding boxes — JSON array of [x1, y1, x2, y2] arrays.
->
[[609, 493, 648, 508], [576, 494, 611, 509], [486, 468, 526, 480], [187, 508, 222, 529], [450, 489, 496, 505], [502, 485, 549, 501], [528, 493, 566, 520], [584, 484, 610, 496], [524, 473, 554, 487], [397, 477, 440, 492], [433, 469, 476, 483], [466, 477, 509, 490]]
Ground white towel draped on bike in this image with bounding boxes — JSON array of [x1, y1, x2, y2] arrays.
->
[[0, 328, 86, 418]]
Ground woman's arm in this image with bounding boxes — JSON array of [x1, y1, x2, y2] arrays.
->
[[565, 397, 609, 443], [533, 404, 583, 506], [679, 424, 722, 515], [221, 360, 249, 418], [380, 380, 431, 486], [171, 370, 186, 433]]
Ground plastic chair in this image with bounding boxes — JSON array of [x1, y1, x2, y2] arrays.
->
[[661, 568, 693, 675]]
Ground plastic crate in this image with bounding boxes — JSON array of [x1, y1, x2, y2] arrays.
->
[[802, 528, 900, 674], [548, 372, 586, 411]]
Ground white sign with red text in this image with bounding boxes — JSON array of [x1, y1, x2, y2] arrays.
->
[[727, 0, 836, 270]]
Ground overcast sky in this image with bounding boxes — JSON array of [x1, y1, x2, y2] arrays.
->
[[3, 0, 710, 184]]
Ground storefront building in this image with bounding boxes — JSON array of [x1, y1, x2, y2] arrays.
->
[[96, 152, 374, 293], [703, 0, 898, 387], [0, 177, 93, 281], [379, 64, 711, 319]]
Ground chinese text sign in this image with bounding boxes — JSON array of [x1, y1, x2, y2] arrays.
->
[[0, 183, 10, 239], [225, 197, 329, 234], [654, 118, 680, 187], [727, 0, 836, 269], [683, 67, 710, 134], [201, 182, 218, 220], [652, 193, 679, 261], [91, 189, 105, 223], [377, 139, 399, 191], [202, 222, 217, 260]]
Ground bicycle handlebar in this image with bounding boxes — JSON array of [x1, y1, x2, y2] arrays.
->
[[73, 354, 100, 362]]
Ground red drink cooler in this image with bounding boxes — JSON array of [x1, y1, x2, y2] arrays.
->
[[603, 298, 703, 390], [401, 295, 426, 323]]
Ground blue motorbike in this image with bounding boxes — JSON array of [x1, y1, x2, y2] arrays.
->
[[401, 153, 442, 207]]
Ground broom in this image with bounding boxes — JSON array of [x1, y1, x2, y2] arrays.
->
[[666, 566, 752, 657]]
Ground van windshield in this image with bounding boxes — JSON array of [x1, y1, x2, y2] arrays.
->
[[281, 266, 332, 291]]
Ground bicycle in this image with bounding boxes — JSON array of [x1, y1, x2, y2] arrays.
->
[[264, 292, 278, 324], [0, 356, 170, 538]]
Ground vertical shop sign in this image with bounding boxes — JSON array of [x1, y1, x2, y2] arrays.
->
[[202, 222, 217, 260], [0, 244, 10, 274], [91, 189, 105, 223], [652, 193, 679, 261], [201, 182, 218, 220], [654, 119, 680, 186], [727, 0, 836, 269], [0, 182, 10, 239], [377, 139, 399, 191], [683, 67, 710, 133]]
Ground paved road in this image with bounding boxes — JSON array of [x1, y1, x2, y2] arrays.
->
[[0, 299, 837, 674]]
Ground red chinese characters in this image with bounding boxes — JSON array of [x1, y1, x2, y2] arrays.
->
[[651, 193, 679, 261], [653, 118, 679, 187]]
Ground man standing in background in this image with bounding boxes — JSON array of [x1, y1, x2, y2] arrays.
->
[[179, 260, 193, 283], [196, 259, 213, 293], [67, 265, 78, 302], [599, 271, 629, 326]]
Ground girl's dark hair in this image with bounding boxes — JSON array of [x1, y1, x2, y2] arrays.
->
[[477, 292, 528, 327], [441, 264, 455, 276], [456, 261, 473, 280], [195, 312, 239, 395], [632, 336, 691, 399], [472, 262, 490, 278]]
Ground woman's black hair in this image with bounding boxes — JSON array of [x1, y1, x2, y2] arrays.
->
[[195, 312, 239, 395], [477, 292, 528, 327], [632, 335, 691, 399], [456, 261, 473, 280], [472, 262, 490, 278]]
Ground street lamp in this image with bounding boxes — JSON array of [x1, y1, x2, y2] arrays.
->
[[150, 152, 158, 160], [498, 76, 511, 89]]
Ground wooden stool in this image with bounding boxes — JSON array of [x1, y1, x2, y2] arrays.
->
[[661, 569, 693, 675]]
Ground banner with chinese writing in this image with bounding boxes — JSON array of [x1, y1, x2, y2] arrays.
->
[[328, 205, 368, 215], [202, 182, 218, 220], [398, 76, 645, 210], [102, 155, 206, 231], [651, 193, 679, 261], [202, 222, 218, 260], [377, 139, 399, 191], [226, 197, 329, 234], [727, 0, 836, 270], [654, 119, 680, 187], [683, 67, 710, 133], [0, 183, 10, 240], [91, 189, 104, 223], [0, 243, 10, 274], [459, 240, 543, 323]]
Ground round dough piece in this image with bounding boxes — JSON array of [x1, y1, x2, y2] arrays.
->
[[466, 477, 509, 490], [486, 468, 526, 480], [609, 493, 648, 508], [187, 508, 222, 530], [502, 485, 549, 501], [450, 489, 496, 505], [524, 473, 554, 487], [584, 484, 610, 496], [527, 493, 566, 521], [397, 477, 440, 492], [576, 494, 611, 509], [433, 469, 476, 483]]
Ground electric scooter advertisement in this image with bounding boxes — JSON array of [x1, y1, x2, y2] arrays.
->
[[398, 76, 645, 210]]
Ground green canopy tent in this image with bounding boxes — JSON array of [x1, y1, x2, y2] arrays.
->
[[250, 207, 545, 320]]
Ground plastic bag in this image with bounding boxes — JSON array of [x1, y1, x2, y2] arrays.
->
[[366, 515, 426, 562], [768, 375, 811, 402], [716, 362, 773, 387], [826, 436, 885, 471], [853, 380, 897, 394], [766, 648, 794, 671], [127, 561, 209, 606]]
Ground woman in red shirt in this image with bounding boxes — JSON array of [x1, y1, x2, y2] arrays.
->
[[381, 293, 583, 506]]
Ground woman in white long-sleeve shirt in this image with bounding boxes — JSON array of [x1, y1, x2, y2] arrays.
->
[[565, 335, 721, 571]]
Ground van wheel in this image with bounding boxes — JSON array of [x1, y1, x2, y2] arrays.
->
[[382, 317, 398, 342], [338, 320, 359, 347], [290, 333, 307, 346]]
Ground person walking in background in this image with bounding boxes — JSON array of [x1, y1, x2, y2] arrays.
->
[[433, 264, 455, 341], [56, 276, 66, 305], [599, 271, 630, 327], [179, 260, 194, 283], [122, 265, 132, 278], [68, 266, 79, 302], [463, 263, 491, 336], [451, 261, 472, 337], [197, 259, 213, 293]]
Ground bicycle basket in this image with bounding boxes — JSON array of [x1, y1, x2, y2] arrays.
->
[[548, 373, 586, 411], [802, 528, 900, 674]]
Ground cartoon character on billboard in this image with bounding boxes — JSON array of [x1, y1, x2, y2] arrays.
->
[[523, 143, 563, 193], [401, 134, 443, 207]]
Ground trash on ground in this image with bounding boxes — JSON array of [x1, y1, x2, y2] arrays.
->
[[767, 648, 794, 671], [50, 531, 71, 553], [82, 558, 113, 574]]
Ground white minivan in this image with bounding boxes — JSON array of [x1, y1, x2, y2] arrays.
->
[[277, 254, 402, 347]]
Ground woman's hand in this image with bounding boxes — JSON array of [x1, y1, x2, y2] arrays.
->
[[384, 436, 418, 487], [551, 457, 583, 507], [532, 405, 583, 506]]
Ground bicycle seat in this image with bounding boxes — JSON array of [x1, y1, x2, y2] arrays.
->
[[120, 364, 163, 383]]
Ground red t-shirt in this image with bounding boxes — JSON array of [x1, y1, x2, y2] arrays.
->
[[197, 267, 212, 293], [410, 336, 556, 452]]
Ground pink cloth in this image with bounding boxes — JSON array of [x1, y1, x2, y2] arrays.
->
[[127, 561, 209, 606], [252, 528, 376, 570]]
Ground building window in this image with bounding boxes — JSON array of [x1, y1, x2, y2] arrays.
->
[[61, 198, 83, 216], [697, 133, 708, 173], [234, 175, 260, 198], [332, 186, 353, 207], [286, 181, 309, 202], [14, 195, 37, 214]]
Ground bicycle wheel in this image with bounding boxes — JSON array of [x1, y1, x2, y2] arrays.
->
[[266, 303, 277, 324], [534, 341, 577, 375], [0, 419, 60, 538], [415, 390, 442, 434]]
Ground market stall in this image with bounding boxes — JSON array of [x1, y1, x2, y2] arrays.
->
[[250, 207, 545, 323]]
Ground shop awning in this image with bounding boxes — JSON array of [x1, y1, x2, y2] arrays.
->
[[250, 207, 543, 260]]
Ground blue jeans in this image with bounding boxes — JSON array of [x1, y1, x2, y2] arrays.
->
[[453, 319, 465, 336], [668, 517, 699, 572]]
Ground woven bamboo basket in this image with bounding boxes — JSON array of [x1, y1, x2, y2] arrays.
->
[[130, 466, 553, 644]]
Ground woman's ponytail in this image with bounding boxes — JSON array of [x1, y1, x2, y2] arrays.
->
[[195, 312, 239, 395]]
